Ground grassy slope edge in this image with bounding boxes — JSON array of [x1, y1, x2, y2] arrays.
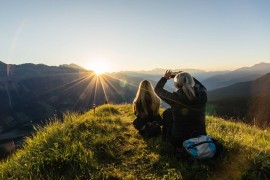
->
[[0, 104, 269, 179]]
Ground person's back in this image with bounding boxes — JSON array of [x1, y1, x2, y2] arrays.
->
[[155, 70, 207, 145], [134, 91, 153, 119], [133, 80, 163, 137], [169, 79, 207, 143]]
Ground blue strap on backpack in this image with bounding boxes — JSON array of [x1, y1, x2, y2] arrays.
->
[[183, 135, 216, 160]]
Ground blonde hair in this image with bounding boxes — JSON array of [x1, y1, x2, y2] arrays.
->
[[133, 80, 161, 117], [174, 72, 196, 101]]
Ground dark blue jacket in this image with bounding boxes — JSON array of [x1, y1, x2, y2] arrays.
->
[[155, 77, 207, 143]]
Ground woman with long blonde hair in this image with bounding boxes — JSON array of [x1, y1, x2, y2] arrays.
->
[[133, 80, 163, 137], [133, 80, 160, 117]]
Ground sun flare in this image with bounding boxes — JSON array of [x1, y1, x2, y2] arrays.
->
[[88, 61, 110, 75]]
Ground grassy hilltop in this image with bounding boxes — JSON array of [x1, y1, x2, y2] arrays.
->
[[0, 104, 270, 179]]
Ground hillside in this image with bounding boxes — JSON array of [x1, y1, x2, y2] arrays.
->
[[207, 73, 270, 127], [208, 72, 270, 101], [1, 104, 269, 179]]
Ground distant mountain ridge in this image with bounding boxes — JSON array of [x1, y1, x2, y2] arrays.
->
[[121, 68, 230, 82], [202, 62, 270, 90], [0, 61, 88, 81], [59, 63, 86, 70], [208, 72, 270, 101], [120, 68, 230, 89], [119, 63, 270, 91]]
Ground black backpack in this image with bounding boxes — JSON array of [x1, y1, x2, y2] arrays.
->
[[133, 117, 162, 138]]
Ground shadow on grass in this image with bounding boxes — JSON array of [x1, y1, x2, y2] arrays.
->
[[242, 152, 270, 180], [141, 135, 261, 180]]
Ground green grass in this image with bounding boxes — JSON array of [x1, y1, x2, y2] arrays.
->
[[0, 104, 269, 179]]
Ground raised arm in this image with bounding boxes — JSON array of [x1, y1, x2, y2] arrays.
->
[[154, 70, 176, 106]]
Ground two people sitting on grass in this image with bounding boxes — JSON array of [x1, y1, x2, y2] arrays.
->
[[133, 80, 163, 138], [133, 71, 207, 144], [133, 71, 222, 159]]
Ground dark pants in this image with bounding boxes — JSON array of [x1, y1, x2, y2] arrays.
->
[[162, 108, 179, 147]]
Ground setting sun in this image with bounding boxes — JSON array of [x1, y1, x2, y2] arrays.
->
[[88, 61, 110, 75]]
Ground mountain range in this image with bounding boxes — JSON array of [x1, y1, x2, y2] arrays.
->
[[0, 61, 141, 143], [1, 60, 270, 145], [120, 62, 270, 91], [208, 72, 270, 101], [120, 68, 230, 88], [202, 62, 270, 90]]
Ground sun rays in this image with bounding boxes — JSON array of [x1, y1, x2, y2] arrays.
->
[[53, 71, 140, 109], [11, 67, 199, 114], [4, 63, 203, 118], [5, 63, 199, 117]]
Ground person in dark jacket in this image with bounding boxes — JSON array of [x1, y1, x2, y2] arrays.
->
[[133, 80, 163, 137], [154, 70, 207, 147]]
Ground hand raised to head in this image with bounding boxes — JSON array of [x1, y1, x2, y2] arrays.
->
[[164, 70, 172, 80]]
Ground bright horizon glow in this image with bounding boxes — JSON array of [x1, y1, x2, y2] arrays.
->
[[87, 61, 111, 75]]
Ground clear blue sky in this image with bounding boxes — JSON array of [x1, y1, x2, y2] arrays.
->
[[1, 0, 270, 72]]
